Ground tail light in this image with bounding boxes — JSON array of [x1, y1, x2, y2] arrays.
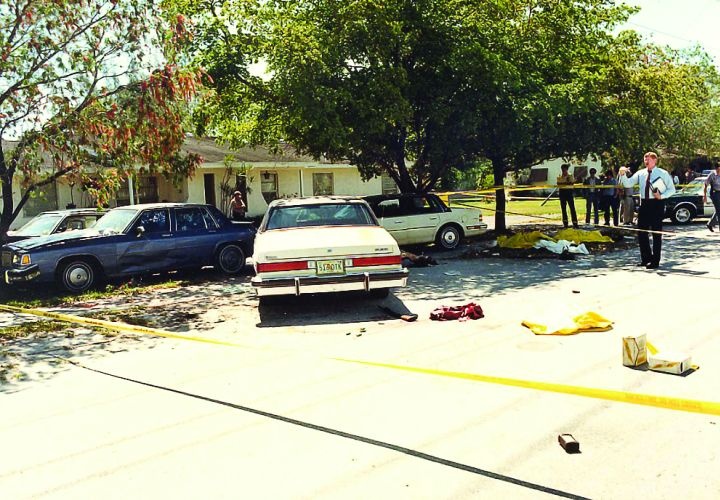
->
[[257, 261, 309, 273], [352, 255, 401, 267]]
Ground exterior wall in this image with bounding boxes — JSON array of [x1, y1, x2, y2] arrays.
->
[[529, 157, 603, 186]]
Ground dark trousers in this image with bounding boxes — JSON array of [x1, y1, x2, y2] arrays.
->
[[637, 199, 665, 265], [710, 191, 720, 228], [600, 196, 619, 226], [559, 190, 578, 227], [585, 192, 599, 224]]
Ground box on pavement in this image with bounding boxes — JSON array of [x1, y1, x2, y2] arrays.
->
[[622, 334, 647, 367], [648, 351, 692, 375]]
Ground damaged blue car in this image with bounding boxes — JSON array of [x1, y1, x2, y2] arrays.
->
[[1, 203, 255, 293]]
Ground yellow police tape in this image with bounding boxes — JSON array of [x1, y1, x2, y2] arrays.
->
[[2, 303, 717, 417]]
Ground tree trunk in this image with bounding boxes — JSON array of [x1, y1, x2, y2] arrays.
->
[[491, 156, 507, 233], [0, 148, 13, 244]]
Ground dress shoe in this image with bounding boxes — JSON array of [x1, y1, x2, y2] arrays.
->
[[708, 223, 715, 232], [645, 262, 659, 269]]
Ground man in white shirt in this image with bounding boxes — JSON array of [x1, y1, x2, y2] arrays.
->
[[626, 151, 676, 269], [618, 166, 635, 225]]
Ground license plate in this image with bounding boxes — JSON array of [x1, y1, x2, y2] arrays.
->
[[316, 259, 344, 275]]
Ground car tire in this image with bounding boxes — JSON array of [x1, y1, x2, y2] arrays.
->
[[369, 288, 390, 299], [670, 205, 695, 224], [59, 260, 97, 293], [216, 244, 246, 274], [436, 224, 462, 250]]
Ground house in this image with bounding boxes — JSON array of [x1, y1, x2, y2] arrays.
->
[[2, 137, 397, 229], [527, 157, 603, 188]]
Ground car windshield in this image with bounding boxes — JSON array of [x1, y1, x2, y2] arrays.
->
[[266, 203, 376, 230], [13, 213, 63, 236], [678, 178, 707, 195], [92, 208, 139, 235]]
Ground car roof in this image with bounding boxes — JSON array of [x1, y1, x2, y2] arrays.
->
[[39, 208, 106, 216], [267, 196, 367, 208], [110, 202, 212, 210]]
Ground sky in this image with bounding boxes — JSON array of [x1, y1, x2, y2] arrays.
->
[[622, 0, 720, 67]]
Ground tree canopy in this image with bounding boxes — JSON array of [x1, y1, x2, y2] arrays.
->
[[0, 0, 202, 239], [170, 0, 720, 230]]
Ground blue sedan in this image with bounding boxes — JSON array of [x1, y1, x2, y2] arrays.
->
[[1, 203, 255, 293]]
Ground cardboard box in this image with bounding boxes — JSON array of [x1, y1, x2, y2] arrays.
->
[[622, 334, 647, 367], [648, 351, 692, 375]]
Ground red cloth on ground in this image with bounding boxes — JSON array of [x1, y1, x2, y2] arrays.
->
[[429, 302, 484, 321]]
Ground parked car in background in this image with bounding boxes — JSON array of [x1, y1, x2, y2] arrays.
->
[[251, 197, 407, 300], [362, 193, 487, 250], [664, 177, 714, 224], [1, 203, 255, 293], [5, 208, 106, 243]]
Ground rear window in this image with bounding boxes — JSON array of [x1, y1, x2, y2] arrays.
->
[[266, 203, 376, 230]]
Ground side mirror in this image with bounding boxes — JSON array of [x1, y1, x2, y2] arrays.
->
[[135, 225, 146, 237]]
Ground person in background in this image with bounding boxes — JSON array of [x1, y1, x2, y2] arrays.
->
[[584, 167, 600, 225], [600, 169, 619, 226], [229, 190, 246, 221], [556, 164, 579, 228], [704, 162, 720, 232], [618, 166, 635, 225], [627, 151, 676, 269], [683, 166, 696, 186]]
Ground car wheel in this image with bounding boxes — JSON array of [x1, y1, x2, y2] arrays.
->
[[671, 206, 694, 224], [436, 224, 461, 250], [59, 260, 96, 293], [216, 244, 246, 274]]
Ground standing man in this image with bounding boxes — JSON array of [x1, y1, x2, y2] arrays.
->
[[600, 169, 619, 226], [584, 168, 600, 225], [556, 164, 579, 228], [627, 152, 676, 269], [618, 166, 635, 225], [704, 162, 720, 232]]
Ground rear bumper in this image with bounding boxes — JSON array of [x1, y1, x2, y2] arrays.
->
[[251, 269, 408, 297], [4, 265, 41, 284]]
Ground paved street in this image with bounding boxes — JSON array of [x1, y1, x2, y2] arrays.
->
[[1, 222, 720, 499]]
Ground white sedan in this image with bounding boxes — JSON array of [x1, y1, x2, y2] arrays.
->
[[251, 197, 408, 299], [363, 193, 487, 250]]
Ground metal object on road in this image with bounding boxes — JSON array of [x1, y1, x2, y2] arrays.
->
[[558, 434, 580, 454]]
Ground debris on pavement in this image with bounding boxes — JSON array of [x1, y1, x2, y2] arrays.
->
[[522, 311, 612, 335], [430, 303, 484, 321], [558, 434, 581, 454], [401, 251, 438, 267], [622, 334, 648, 367], [648, 351, 693, 375]]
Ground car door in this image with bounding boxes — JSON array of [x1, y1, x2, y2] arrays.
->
[[116, 208, 175, 274], [173, 206, 219, 268], [397, 195, 443, 244]]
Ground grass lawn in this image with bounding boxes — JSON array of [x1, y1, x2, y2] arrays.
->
[[450, 197, 590, 219]]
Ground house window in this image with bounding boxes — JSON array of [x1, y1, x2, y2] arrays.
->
[[312, 173, 334, 196], [573, 166, 588, 182], [116, 176, 159, 206], [529, 168, 548, 182], [23, 182, 59, 216], [261, 172, 278, 204]]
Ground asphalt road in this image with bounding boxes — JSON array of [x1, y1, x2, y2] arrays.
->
[[1, 221, 719, 499]]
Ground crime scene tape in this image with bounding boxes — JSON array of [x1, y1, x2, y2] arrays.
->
[[2, 303, 718, 418], [334, 358, 720, 417], [0, 303, 246, 348]]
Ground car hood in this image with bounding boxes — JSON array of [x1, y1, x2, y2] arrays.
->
[[254, 226, 399, 261], [4, 229, 105, 251]]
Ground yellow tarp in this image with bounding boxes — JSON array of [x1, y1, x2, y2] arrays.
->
[[522, 311, 613, 335], [554, 229, 613, 244], [497, 231, 554, 249]]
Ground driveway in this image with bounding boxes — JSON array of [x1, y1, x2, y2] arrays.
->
[[1, 222, 719, 498]]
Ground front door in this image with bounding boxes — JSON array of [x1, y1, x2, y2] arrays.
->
[[204, 174, 216, 207], [117, 209, 175, 274]]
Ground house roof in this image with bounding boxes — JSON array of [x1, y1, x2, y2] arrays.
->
[[181, 136, 341, 165]]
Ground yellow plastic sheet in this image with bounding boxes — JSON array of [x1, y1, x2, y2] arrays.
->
[[497, 231, 554, 249], [555, 229, 613, 244], [522, 311, 613, 335]]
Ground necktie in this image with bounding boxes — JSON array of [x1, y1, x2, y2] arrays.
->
[[644, 172, 652, 199]]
